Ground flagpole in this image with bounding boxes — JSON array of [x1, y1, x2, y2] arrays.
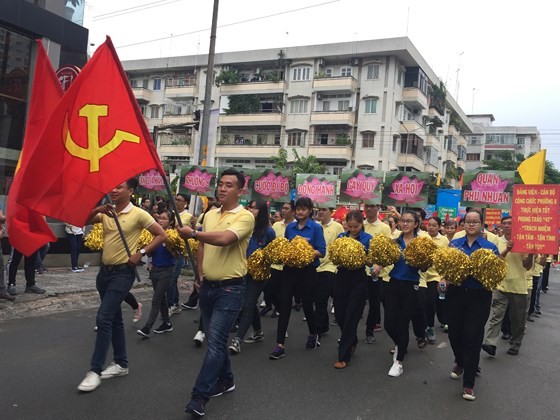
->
[[105, 195, 142, 283]]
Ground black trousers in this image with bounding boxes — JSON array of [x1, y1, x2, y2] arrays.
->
[[446, 285, 492, 389], [411, 286, 427, 339], [315, 271, 335, 335], [501, 305, 511, 336], [383, 278, 419, 362], [528, 276, 540, 314], [365, 276, 382, 335], [425, 281, 447, 327], [263, 268, 282, 310], [334, 268, 367, 363], [542, 261, 551, 290], [276, 265, 318, 344], [7, 248, 38, 287]]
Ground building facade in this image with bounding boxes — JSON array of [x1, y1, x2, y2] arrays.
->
[[465, 114, 541, 170]]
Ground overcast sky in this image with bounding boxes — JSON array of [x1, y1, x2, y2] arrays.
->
[[85, 0, 560, 167]]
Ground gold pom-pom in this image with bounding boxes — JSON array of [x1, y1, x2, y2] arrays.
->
[[470, 249, 507, 291], [328, 237, 366, 270], [368, 235, 401, 267], [185, 238, 198, 259], [247, 249, 271, 281], [432, 247, 472, 285], [137, 229, 154, 251], [284, 236, 316, 268], [84, 223, 104, 251], [403, 236, 439, 269], [263, 237, 290, 265], [165, 228, 184, 255]]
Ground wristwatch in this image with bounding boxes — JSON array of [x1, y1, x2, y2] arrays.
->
[[191, 230, 198, 239], [139, 248, 146, 255]]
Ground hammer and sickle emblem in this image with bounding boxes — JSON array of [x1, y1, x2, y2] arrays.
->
[[64, 104, 140, 172]]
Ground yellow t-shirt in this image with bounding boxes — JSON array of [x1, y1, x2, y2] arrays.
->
[[317, 220, 345, 273], [201, 206, 255, 281], [497, 236, 528, 294], [423, 233, 450, 283], [179, 210, 193, 227], [271, 220, 291, 271], [101, 203, 156, 265], [453, 229, 500, 247]]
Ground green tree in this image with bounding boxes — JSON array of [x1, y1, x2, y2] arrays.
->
[[482, 150, 560, 184], [292, 148, 325, 174], [224, 95, 260, 114], [271, 147, 288, 170]]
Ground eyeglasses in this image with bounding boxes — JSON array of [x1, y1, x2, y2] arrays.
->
[[465, 220, 481, 225], [400, 219, 415, 224]]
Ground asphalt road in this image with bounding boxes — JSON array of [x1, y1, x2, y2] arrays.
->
[[1, 274, 560, 420]]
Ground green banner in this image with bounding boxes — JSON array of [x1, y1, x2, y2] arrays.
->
[[296, 174, 338, 208], [221, 167, 256, 202], [339, 169, 383, 204], [179, 165, 217, 197], [461, 170, 514, 209], [137, 168, 169, 198], [252, 169, 293, 203], [438, 206, 457, 220], [382, 172, 430, 207]]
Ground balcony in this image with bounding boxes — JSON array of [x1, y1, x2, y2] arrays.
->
[[310, 111, 354, 126], [158, 143, 192, 157], [397, 154, 425, 171], [220, 81, 287, 95], [313, 76, 357, 92], [308, 144, 352, 161], [132, 87, 152, 103], [402, 87, 428, 110], [425, 134, 442, 147], [400, 120, 427, 141], [162, 114, 194, 125], [218, 112, 282, 126], [446, 149, 458, 162], [165, 85, 197, 98], [215, 142, 281, 159]]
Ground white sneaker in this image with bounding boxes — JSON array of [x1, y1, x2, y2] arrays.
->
[[388, 361, 403, 377], [133, 302, 143, 323], [77, 371, 101, 392], [100, 362, 129, 379], [169, 304, 182, 315], [194, 330, 205, 347], [259, 301, 267, 308]]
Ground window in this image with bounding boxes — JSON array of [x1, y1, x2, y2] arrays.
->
[[288, 132, 305, 147], [467, 153, 481, 161], [142, 79, 149, 89], [319, 134, 328, 145], [290, 99, 308, 114], [130, 79, 138, 88], [364, 98, 377, 114], [392, 137, 397, 152], [139, 105, 146, 116], [325, 68, 333, 77], [362, 132, 375, 148], [150, 105, 160, 119], [517, 136, 525, 145], [292, 67, 310, 81], [338, 100, 350, 111], [397, 69, 404, 85], [367, 64, 380, 80], [153, 78, 162, 90], [341, 67, 352, 77], [322, 101, 330, 111]]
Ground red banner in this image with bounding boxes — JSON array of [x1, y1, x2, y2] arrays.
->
[[511, 185, 560, 254], [485, 208, 503, 229]]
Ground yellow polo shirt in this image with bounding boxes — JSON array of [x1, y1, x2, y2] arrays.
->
[[497, 236, 528, 294], [317, 220, 344, 273], [271, 220, 291, 271], [202, 205, 254, 281], [101, 203, 156, 265], [423, 233, 449, 283], [453, 229, 500, 247], [364, 219, 392, 279], [179, 210, 193, 227]]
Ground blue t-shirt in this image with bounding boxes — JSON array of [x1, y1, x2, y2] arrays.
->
[[285, 218, 327, 268], [337, 230, 373, 253], [389, 233, 420, 283], [247, 226, 276, 258], [151, 243, 176, 268], [450, 235, 500, 289]]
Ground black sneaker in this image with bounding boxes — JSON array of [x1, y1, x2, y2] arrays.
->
[[481, 344, 496, 356], [209, 378, 235, 397], [25, 285, 46, 294], [153, 322, 173, 334], [185, 396, 206, 416], [180, 302, 197, 310], [244, 330, 264, 343], [7, 284, 17, 296], [306, 334, 321, 350], [136, 327, 150, 337], [269, 345, 285, 360], [259, 305, 272, 316], [271, 311, 279, 318]]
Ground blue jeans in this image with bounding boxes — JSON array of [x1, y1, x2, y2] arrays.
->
[[192, 281, 245, 400], [91, 266, 135, 374], [167, 255, 184, 306], [67, 233, 83, 268], [236, 276, 263, 341]]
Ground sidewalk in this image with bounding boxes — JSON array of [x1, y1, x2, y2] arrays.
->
[[0, 265, 195, 321]]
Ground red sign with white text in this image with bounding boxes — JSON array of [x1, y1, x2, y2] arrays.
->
[[485, 208, 503, 228], [511, 185, 560, 254]]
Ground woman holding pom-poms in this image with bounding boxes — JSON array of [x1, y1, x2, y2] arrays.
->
[[384, 210, 424, 378], [331, 210, 372, 369], [269, 197, 326, 360], [229, 199, 275, 355], [447, 210, 500, 401]]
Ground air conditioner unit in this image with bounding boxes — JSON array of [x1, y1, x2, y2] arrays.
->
[[318, 58, 325, 67], [348, 106, 353, 111], [253, 67, 261, 74], [350, 58, 359, 66]]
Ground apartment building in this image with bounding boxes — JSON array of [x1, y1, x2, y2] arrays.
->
[[465, 114, 541, 170], [122, 37, 473, 183]]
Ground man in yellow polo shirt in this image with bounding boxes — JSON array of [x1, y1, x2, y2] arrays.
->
[[363, 203, 392, 343], [178, 168, 254, 417], [78, 178, 166, 393], [482, 215, 532, 357]]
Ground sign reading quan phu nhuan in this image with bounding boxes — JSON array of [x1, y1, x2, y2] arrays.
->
[[339, 169, 383, 205], [296, 174, 338, 208], [179, 165, 217, 197], [252, 169, 292, 203], [461, 170, 514, 209]]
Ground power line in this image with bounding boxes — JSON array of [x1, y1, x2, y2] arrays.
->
[[93, 0, 183, 21], [115, 0, 340, 49]]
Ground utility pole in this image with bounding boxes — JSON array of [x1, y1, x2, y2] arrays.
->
[[197, 0, 219, 165]]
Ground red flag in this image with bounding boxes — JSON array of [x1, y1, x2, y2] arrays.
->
[[16, 37, 164, 226], [459, 173, 464, 188], [445, 213, 450, 222], [7, 40, 58, 256]]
